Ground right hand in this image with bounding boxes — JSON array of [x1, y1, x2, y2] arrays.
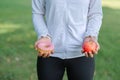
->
[[81, 36, 100, 58], [34, 37, 54, 58]]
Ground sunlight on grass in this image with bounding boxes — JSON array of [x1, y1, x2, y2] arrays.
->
[[0, 23, 21, 34], [102, 1, 120, 9]]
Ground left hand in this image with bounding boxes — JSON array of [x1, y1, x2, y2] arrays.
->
[[34, 37, 54, 58], [81, 36, 100, 58]]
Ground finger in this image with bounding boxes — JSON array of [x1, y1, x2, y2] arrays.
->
[[43, 51, 50, 58], [40, 52, 46, 57], [35, 41, 40, 50], [46, 53, 51, 57], [88, 51, 94, 58], [96, 45, 98, 51], [38, 52, 42, 56], [94, 51, 98, 54], [84, 52, 88, 57], [93, 42, 100, 54], [51, 50, 54, 54], [45, 50, 52, 57], [95, 47, 99, 54], [39, 53, 43, 57], [96, 42, 100, 51], [39, 51, 45, 57], [47, 51, 50, 54], [48, 50, 52, 54], [46, 51, 52, 57], [35, 41, 39, 48], [97, 43, 100, 50], [96, 47, 99, 53], [43, 53, 48, 58], [92, 49, 96, 54]]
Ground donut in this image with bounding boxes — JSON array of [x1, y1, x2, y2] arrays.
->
[[37, 41, 54, 53]]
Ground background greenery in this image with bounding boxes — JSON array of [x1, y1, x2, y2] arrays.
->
[[0, 0, 120, 80]]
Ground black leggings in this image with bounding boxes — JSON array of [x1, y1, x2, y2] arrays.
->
[[37, 56, 95, 80]]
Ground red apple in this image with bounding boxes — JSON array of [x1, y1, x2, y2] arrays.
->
[[82, 41, 97, 53]]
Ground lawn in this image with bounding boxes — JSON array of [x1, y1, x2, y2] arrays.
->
[[0, 0, 120, 80]]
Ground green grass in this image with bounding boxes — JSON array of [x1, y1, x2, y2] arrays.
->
[[0, 0, 120, 80]]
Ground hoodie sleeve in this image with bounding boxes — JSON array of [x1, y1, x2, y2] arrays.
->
[[32, 0, 51, 39], [85, 0, 103, 39]]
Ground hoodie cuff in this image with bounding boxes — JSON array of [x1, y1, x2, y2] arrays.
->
[[84, 32, 98, 41], [38, 33, 52, 40]]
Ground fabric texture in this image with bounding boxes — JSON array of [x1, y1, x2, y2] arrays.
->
[[37, 56, 95, 80], [32, 0, 103, 59]]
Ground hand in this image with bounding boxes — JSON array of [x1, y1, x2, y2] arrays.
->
[[82, 36, 100, 58], [34, 37, 54, 58]]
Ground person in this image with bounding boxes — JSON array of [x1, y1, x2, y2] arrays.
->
[[32, 0, 103, 80]]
